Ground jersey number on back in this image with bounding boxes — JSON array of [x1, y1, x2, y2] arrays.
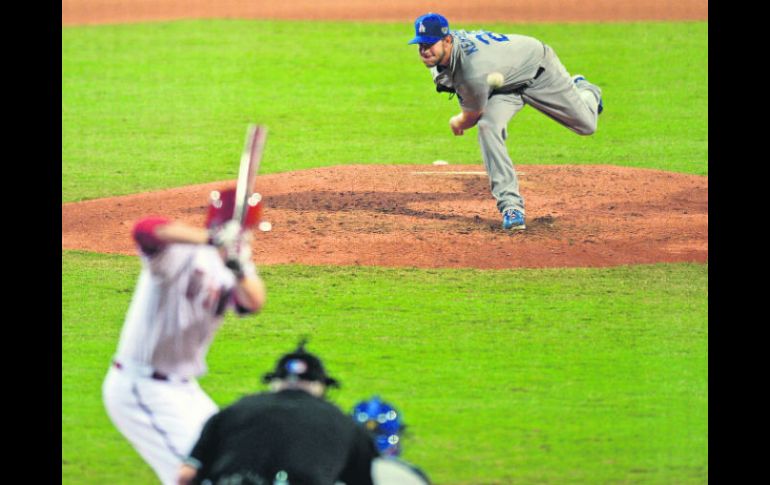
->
[[474, 31, 509, 45], [457, 30, 510, 56]]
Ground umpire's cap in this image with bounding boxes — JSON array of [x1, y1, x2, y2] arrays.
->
[[262, 339, 340, 388]]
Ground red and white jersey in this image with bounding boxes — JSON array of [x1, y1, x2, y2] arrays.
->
[[113, 218, 249, 379]]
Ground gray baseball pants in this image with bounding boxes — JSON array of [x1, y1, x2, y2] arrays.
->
[[476, 44, 602, 215]]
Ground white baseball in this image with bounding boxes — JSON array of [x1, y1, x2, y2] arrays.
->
[[432, 160, 449, 165], [257, 221, 272, 232], [486, 72, 504, 89]]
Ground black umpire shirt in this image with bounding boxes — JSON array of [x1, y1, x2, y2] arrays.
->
[[188, 389, 379, 485]]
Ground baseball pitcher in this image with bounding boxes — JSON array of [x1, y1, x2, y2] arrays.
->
[[409, 13, 604, 230], [102, 187, 267, 485]]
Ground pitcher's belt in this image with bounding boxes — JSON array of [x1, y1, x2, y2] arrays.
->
[[490, 66, 546, 96]]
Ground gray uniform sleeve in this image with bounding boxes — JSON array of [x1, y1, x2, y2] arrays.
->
[[456, 76, 492, 112]]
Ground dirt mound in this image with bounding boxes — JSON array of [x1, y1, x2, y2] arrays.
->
[[62, 164, 707, 269]]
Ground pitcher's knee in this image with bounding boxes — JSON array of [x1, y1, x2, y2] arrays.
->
[[477, 118, 504, 138], [574, 118, 597, 136]]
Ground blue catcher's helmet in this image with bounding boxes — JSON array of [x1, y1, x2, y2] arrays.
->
[[352, 396, 405, 456]]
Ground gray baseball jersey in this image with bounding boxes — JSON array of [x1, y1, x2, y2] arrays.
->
[[432, 30, 546, 112], [429, 29, 602, 216]]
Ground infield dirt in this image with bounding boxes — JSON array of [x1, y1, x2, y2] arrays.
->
[[62, 164, 707, 269], [62, 0, 707, 25]]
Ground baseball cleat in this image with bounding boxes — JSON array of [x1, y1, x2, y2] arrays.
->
[[572, 74, 603, 114], [572, 74, 586, 83], [502, 209, 526, 230]]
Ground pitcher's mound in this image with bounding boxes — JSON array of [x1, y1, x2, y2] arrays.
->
[[62, 164, 707, 269]]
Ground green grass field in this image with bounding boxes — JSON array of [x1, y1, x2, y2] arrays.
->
[[62, 20, 707, 202], [62, 19, 708, 485]]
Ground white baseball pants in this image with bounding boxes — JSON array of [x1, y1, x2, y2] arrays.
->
[[102, 365, 218, 485]]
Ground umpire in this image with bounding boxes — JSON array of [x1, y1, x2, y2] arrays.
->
[[178, 340, 378, 485]]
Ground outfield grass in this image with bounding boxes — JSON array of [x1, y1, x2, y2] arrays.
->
[[63, 252, 707, 484], [62, 20, 707, 202]]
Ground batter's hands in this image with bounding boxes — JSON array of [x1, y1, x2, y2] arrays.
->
[[449, 114, 465, 136], [225, 232, 253, 280], [209, 220, 242, 249], [209, 221, 253, 279]]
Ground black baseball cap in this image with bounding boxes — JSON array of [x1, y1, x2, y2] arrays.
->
[[407, 13, 450, 45], [262, 339, 340, 388]]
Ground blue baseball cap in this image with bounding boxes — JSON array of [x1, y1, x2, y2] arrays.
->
[[407, 13, 450, 45], [352, 396, 405, 456]]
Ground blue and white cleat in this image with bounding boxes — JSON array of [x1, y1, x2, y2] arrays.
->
[[502, 209, 526, 230], [572, 74, 588, 84], [572, 74, 603, 114]]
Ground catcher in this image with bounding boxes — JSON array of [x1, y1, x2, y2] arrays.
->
[[353, 396, 432, 484]]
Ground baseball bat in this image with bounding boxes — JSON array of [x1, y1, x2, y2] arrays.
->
[[233, 124, 268, 226]]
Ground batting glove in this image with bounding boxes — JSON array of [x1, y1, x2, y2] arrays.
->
[[208, 220, 242, 248], [225, 231, 254, 280]]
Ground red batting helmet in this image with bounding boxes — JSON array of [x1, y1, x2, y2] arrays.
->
[[205, 187, 263, 229]]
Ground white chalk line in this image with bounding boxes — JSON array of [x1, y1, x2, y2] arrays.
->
[[410, 171, 488, 176]]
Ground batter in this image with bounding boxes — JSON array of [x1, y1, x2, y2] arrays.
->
[[102, 187, 267, 485]]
